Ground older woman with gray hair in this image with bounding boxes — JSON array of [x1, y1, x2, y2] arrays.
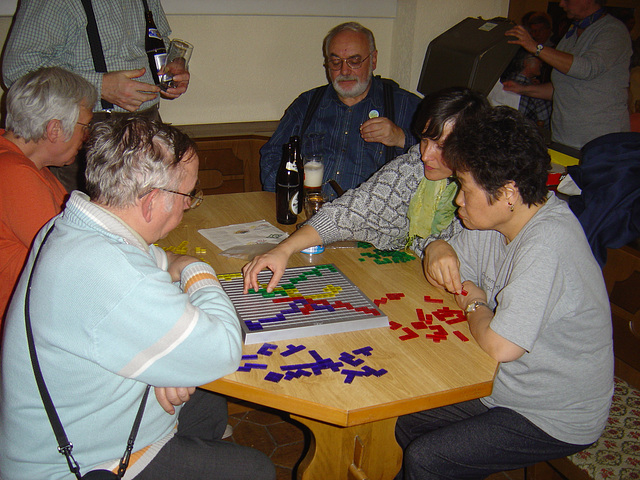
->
[[0, 66, 96, 321]]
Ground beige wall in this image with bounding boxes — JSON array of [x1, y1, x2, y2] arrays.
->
[[0, 0, 508, 126]]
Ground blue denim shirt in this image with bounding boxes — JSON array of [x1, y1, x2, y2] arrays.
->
[[260, 76, 421, 200]]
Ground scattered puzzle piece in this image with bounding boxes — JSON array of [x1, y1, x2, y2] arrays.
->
[[411, 322, 429, 330], [265, 372, 284, 382], [280, 344, 306, 356], [352, 346, 373, 356], [398, 327, 419, 340], [424, 295, 444, 304], [257, 343, 278, 356], [453, 331, 470, 342]]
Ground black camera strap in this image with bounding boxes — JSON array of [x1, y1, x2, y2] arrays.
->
[[25, 224, 150, 479]]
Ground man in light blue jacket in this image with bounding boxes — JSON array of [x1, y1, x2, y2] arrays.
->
[[0, 117, 275, 480]]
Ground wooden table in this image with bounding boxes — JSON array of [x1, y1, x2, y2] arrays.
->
[[158, 192, 497, 480]]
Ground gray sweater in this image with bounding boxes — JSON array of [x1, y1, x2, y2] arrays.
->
[[551, 14, 632, 149]]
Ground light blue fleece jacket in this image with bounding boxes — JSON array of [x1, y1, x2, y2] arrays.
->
[[0, 192, 242, 479]]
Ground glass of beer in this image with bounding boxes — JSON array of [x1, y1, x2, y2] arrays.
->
[[304, 191, 325, 220]]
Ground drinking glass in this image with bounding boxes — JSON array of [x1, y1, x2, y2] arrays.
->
[[160, 39, 193, 90]]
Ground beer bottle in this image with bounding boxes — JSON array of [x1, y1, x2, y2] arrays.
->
[[289, 136, 304, 208], [276, 143, 300, 225], [144, 6, 167, 85]]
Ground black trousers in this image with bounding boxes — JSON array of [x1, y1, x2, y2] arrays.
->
[[133, 389, 275, 480], [394, 399, 590, 480]]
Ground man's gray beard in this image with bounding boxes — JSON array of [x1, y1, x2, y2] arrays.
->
[[332, 68, 373, 99]]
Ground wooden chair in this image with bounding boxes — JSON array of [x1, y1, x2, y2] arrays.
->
[[526, 245, 640, 480]]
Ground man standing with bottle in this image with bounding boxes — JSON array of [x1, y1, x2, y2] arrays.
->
[[2, 0, 190, 189]]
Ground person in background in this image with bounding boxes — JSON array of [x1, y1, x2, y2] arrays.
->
[[260, 22, 421, 200], [501, 48, 552, 129], [243, 88, 489, 292], [504, 0, 632, 149], [524, 11, 555, 83], [395, 106, 612, 479], [0, 117, 275, 480], [0, 66, 96, 324], [526, 11, 555, 47], [2, 0, 190, 191]]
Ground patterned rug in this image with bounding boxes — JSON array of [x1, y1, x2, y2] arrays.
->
[[569, 376, 640, 479]]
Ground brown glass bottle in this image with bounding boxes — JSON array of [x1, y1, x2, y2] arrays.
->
[[289, 136, 304, 209], [276, 143, 300, 224], [144, 9, 166, 85]]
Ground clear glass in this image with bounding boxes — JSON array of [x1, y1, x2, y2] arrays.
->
[[159, 39, 194, 90]]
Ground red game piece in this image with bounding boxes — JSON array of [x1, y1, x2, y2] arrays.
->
[[424, 295, 444, 304], [453, 331, 470, 342], [398, 327, 419, 340], [389, 321, 403, 330]]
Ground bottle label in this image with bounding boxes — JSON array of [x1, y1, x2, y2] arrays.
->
[[152, 52, 167, 72], [289, 191, 299, 215], [286, 161, 298, 172], [148, 28, 162, 40]]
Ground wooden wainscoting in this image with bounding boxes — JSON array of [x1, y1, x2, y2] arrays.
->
[[176, 121, 279, 195], [194, 135, 268, 195]]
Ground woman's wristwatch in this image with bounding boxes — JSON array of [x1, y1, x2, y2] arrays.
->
[[535, 44, 544, 57], [465, 300, 491, 315]]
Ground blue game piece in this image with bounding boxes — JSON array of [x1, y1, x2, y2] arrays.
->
[[280, 344, 306, 357], [339, 354, 364, 367], [241, 354, 259, 360], [243, 363, 268, 369], [265, 372, 284, 383], [308, 350, 324, 362], [257, 343, 278, 356], [352, 346, 373, 356], [341, 369, 366, 384]]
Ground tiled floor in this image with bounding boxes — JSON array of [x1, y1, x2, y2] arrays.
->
[[224, 398, 527, 480]]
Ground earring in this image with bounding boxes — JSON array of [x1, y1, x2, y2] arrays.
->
[[508, 202, 514, 212]]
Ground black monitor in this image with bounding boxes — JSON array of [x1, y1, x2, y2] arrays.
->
[[417, 17, 520, 97]]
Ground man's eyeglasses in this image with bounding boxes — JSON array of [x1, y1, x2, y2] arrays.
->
[[325, 52, 374, 71], [140, 185, 204, 209], [157, 186, 204, 209], [76, 121, 91, 138]]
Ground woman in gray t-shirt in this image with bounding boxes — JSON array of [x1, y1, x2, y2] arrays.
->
[[396, 106, 613, 479]]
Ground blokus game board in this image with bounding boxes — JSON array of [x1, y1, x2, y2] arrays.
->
[[218, 264, 388, 344]]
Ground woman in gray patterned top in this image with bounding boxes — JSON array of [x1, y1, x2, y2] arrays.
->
[[243, 88, 489, 293]]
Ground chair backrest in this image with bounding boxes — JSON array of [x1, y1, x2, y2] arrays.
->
[[602, 245, 640, 389]]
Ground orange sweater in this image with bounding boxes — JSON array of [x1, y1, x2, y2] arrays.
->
[[0, 131, 67, 321]]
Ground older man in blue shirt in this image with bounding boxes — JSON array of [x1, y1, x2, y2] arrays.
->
[[260, 22, 421, 200]]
